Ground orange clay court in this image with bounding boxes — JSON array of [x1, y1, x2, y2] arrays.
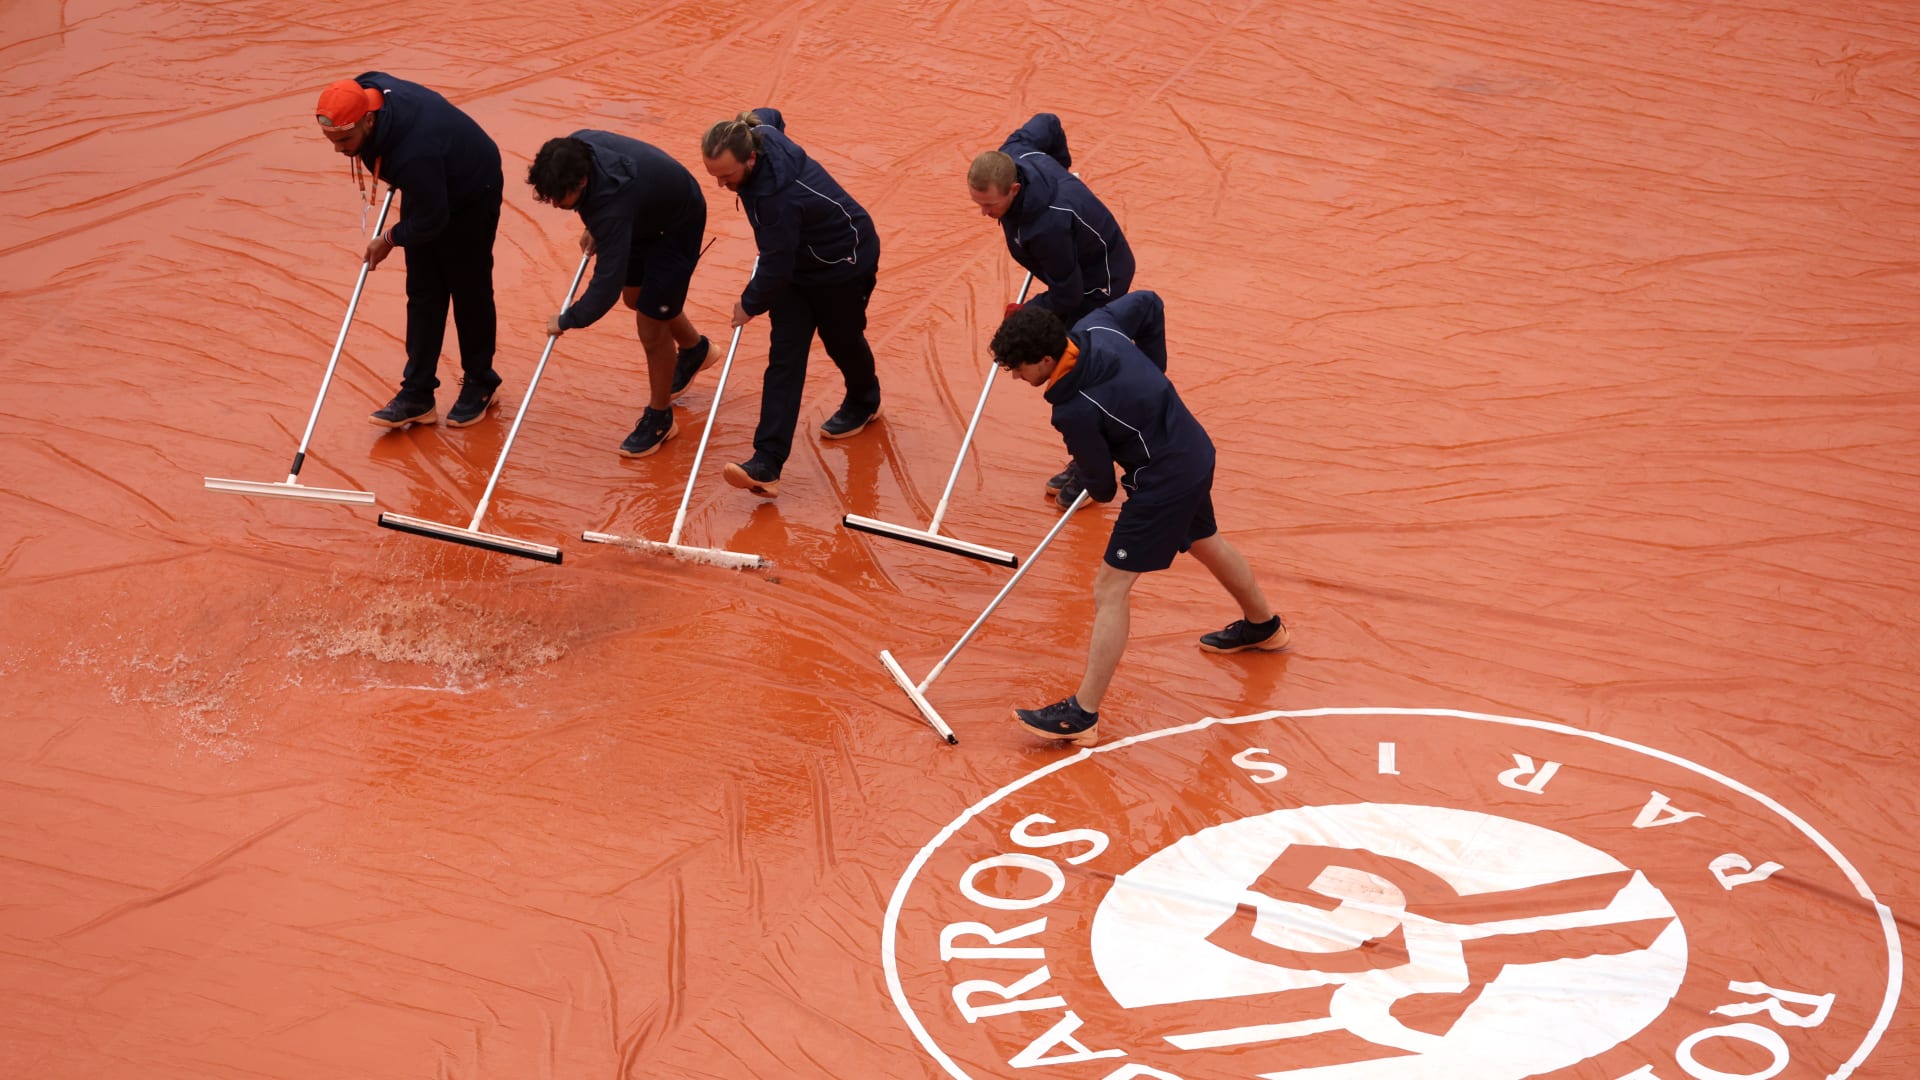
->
[[1, 1, 1916, 1078]]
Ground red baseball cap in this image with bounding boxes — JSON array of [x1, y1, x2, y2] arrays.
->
[[315, 79, 383, 127]]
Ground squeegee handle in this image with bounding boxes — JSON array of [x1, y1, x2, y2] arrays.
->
[[665, 256, 758, 548], [468, 251, 591, 529], [287, 189, 395, 481], [926, 270, 1034, 535], [919, 488, 1091, 691]]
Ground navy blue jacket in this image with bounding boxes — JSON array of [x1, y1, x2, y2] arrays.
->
[[352, 73, 502, 249], [558, 130, 705, 331], [734, 109, 879, 315], [1043, 292, 1206, 504], [999, 114, 1135, 325]]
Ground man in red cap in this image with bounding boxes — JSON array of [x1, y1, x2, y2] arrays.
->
[[315, 73, 505, 429]]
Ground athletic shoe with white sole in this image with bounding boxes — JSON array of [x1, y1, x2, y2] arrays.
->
[[445, 376, 501, 428], [1013, 696, 1100, 746], [1198, 615, 1291, 654], [1053, 471, 1086, 510], [670, 336, 712, 395], [722, 458, 781, 497], [617, 407, 678, 458], [1045, 461, 1077, 496], [369, 392, 436, 428], [820, 401, 881, 439]]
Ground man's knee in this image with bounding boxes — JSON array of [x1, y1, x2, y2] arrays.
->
[[1092, 564, 1139, 607], [634, 311, 673, 345]]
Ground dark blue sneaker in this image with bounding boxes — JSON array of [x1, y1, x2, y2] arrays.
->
[[445, 375, 501, 428], [820, 401, 881, 439], [1053, 471, 1086, 511], [1013, 696, 1099, 746], [1199, 615, 1290, 654], [369, 391, 436, 428], [617, 406, 678, 458], [1045, 461, 1077, 496], [670, 336, 712, 395], [722, 457, 781, 498]]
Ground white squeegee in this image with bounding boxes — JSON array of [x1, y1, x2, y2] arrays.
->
[[376, 252, 592, 563], [841, 271, 1036, 567], [204, 189, 395, 505]]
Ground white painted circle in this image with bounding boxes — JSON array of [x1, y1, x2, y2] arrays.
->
[[881, 708, 1903, 1080]]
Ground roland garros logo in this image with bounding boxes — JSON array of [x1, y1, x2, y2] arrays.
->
[[883, 709, 1901, 1080]]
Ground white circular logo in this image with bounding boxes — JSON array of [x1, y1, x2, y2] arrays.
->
[[884, 709, 1900, 1080]]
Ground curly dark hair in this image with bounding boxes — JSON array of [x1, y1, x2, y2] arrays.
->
[[990, 306, 1069, 369], [526, 137, 592, 203]]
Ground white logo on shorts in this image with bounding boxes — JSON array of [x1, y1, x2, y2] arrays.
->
[[1116, 548, 1129, 560]]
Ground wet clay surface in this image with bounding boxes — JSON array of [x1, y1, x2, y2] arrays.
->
[[2, 1, 1916, 1077]]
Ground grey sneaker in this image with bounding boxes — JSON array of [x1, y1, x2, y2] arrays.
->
[[617, 407, 678, 458], [369, 392, 436, 428], [1013, 696, 1099, 746], [1199, 615, 1290, 654]]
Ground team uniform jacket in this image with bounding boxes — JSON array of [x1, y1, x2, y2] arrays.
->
[[998, 113, 1135, 323], [734, 108, 879, 316], [1043, 292, 1207, 505], [557, 130, 703, 331], [351, 72, 502, 249]]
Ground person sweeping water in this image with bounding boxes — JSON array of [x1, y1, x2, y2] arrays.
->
[[313, 74, 505, 430], [990, 293, 1291, 746]]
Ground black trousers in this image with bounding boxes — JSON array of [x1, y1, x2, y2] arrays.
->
[[752, 265, 882, 471], [400, 186, 501, 398]]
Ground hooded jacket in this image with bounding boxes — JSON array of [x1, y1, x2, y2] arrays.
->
[[351, 72, 502, 249], [1043, 292, 1207, 504], [998, 113, 1135, 325], [557, 130, 704, 331], [734, 109, 879, 315]]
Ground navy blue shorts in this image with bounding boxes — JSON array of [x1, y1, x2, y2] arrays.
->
[[1104, 471, 1218, 573], [624, 196, 706, 321]]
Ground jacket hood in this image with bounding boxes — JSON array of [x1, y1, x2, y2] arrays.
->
[[740, 128, 805, 200], [1007, 154, 1063, 226], [1044, 328, 1118, 406]]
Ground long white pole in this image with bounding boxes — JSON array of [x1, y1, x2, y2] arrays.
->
[[925, 270, 1035, 535], [917, 489, 1090, 692], [468, 251, 590, 530]]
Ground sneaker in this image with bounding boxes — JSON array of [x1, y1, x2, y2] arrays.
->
[[1013, 696, 1099, 746], [670, 336, 712, 395], [1199, 615, 1291, 654], [1045, 461, 1078, 496], [722, 458, 781, 497], [1053, 472, 1086, 510], [369, 392, 436, 428], [444, 376, 501, 428], [820, 401, 881, 440], [617, 407, 678, 458]]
